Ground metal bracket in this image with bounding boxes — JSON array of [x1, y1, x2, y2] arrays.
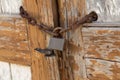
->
[[34, 48, 55, 57]]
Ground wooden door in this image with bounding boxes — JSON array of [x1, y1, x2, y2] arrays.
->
[[1, 0, 120, 80], [0, 0, 60, 80]]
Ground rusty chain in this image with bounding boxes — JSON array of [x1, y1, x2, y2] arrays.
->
[[20, 6, 98, 36]]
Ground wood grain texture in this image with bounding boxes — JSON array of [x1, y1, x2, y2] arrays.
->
[[82, 27, 120, 80], [85, 59, 120, 80], [84, 0, 120, 80], [0, 1, 31, 80], [83, 27, 120, 62], [0, 18, 31, 66], [0, 19, 29, 51], [58, 0, 87, 80], [24, 0, 60, 80]]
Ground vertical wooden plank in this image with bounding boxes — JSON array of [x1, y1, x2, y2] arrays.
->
[[10, 64, 31, 80], [58, 1, 71, 80], [23, 0, 60, 80], [0, 61, 11, 80], [58, 0, 87, 80]]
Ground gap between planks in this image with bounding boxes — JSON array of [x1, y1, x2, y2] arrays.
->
[[83, 22, 120, 27], [84, 57, 120, 63]]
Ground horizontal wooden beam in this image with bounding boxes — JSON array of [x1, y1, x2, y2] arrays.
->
[[0, 49, 31, 66]]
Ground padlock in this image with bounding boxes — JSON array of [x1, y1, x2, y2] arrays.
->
[[47, 37, 65, 51], [35, 37, 65, 56]]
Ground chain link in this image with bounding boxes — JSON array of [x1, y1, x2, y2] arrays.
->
[[20, 6, 98, 36]]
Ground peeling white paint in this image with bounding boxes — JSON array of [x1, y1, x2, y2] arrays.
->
[[10, 64, 31, 80], [0, 61, 31, 80], [86, 0, 120, 22], [0, 62, 11, 80], [0, 0, 22, 15], [86, 59, 115, 78]]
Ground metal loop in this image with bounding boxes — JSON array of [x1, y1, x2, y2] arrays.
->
[[53, 27, 62, 32]]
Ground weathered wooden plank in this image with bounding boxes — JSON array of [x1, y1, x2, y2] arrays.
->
[[0, 48, 31, 66], [58, 0, 87, 80], [0, 18, 31, 66], [83, 27, 120, 62], [24, 0, 60, 80], [0, 19, 29, 51], [85, 58, 120, 80], [83, 27, 120, 79], [86, 0, 120, 22], [0, 1, 32, 80], [10, 63, 31, 80], [58, 1, 73, 79], [85, 0, 120, 80]]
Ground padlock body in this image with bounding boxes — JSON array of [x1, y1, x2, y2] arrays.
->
[[48, 38, 64, 51]]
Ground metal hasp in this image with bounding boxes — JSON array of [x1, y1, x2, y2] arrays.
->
[[35, 48, 55, 57], [35, 37, 64, 57]]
